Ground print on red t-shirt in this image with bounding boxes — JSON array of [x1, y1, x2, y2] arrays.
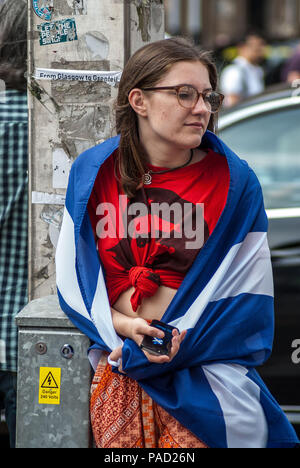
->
[[88, 148, 230, 311]]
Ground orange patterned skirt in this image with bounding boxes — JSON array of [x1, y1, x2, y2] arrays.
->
[[90, 354, 208, 448]]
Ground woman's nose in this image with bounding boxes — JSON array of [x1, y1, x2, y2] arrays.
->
[[192, 94, 209, 114]]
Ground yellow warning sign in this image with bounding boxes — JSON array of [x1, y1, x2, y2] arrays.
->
[[39, 367, 61, 405]]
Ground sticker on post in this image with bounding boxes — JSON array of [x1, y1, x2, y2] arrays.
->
[[39, 367, 61, 405], [34, 68, 122, 84], [37, 18, 78, 46], [32, 0, 53, 21]]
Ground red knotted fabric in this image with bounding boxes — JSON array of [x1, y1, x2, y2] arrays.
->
[[128, 266, 161, 311], [104, 243, 184, 312]]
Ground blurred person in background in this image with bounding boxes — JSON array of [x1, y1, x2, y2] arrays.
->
[[281, 42, 300, 84], [0, 0, 28, 448], [220, 32, 267, 108]]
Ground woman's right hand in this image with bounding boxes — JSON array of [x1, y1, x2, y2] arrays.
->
[[129, 317, 164, 347], [130, 317, 187, 364], [111, 308, 186, 365], [108, 318, 167, 371]]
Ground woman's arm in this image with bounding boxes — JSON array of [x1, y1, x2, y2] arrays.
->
[[111, 307, 155, 342]]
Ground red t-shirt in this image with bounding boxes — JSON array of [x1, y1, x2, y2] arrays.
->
[[88, 149, 230, 311]]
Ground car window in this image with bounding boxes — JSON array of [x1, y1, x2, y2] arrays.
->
[[219, 106, 300, 209]]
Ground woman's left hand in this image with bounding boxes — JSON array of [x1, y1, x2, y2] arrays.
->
[[109, 345, 125, 373]]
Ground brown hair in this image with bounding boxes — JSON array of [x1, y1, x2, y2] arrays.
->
[[115, 37, 219, 198], [0, 0, 27, 91]]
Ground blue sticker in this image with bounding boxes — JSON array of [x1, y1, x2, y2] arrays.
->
[[37, 19, 78, 46], [32, 0, 53, 21]]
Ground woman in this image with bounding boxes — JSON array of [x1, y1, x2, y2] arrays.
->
[[56, 38, 299, 448]]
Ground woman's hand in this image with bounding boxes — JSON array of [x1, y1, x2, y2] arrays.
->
[[131, 318, 187, 364], [109, 317, 187, 371]]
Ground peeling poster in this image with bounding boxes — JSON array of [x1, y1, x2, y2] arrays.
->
[[37, 18, 78, 46]]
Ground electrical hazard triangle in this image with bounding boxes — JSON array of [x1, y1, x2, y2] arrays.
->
[[41, 371, 59, 389]]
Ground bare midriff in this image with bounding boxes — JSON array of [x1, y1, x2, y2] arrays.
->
[[112, 285, 177, 321]]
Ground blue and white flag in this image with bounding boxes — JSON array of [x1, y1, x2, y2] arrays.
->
[[56, 131, 299, 448]]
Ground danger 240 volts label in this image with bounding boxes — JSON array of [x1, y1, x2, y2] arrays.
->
[[39, 367, 61, 405]]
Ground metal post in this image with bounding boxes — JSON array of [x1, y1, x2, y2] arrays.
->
[[27, 0, 165, 301]]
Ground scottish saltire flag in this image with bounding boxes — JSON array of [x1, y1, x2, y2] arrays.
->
[[56, 131, 299, 448]]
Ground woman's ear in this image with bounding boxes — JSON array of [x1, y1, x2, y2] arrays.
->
[[128, 88, 148, 117]]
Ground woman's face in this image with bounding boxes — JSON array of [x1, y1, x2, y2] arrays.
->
[[138, 60, 212, 152]]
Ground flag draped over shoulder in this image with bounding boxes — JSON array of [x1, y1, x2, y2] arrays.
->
[[56, 131, 299, 448]]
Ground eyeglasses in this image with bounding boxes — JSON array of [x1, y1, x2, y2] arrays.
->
[[141, 84, 224, 113]]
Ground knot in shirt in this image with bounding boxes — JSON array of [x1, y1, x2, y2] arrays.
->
[[128, 266, 161, 311]]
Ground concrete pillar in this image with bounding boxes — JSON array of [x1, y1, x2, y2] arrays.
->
[[27, 0, 165, 301]]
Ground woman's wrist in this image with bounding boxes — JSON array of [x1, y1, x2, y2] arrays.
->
[[111, 307, 135, 341]]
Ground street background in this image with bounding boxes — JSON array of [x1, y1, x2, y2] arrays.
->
[[164, 0, 300, 87], [1, 0, 300, 447]]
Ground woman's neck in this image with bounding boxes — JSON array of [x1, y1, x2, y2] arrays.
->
[[142, 140, 207, 168], [142, 140, 192, 168]]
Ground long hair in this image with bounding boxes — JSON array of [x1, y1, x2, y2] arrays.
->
[[0, 0, 27, 90], [115, 37, 219, 198]]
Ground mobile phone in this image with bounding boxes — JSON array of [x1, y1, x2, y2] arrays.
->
[[140, 320, 179, 356]]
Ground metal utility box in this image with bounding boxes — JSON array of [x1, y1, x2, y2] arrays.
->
[[16, 295, 92, 448]]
